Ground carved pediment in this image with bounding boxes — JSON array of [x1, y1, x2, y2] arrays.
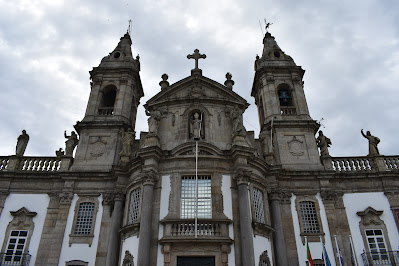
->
[[146, 75, 248, 109], [357, 207, 384, 226], [171, 142, 222, 157]]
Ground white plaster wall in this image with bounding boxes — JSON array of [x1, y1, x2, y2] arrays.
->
[[120, 236, 139, 266], [343, 192, 399, 265], [291, 193, 337, 266], [0, 194, 49, 266], [58, 194, 103, 266], [221, 175, 233, 220], [157, 175, 171, 266], [222, 175, 236, 265], [253, 235, 273, 266]]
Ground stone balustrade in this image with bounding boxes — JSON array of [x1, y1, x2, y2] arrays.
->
[[331, 157, 373, 172], [384, 156, 399, 170], [98, 107, 114, 115], [161, 219, 231, 239], [0, 157, 9, 171], [0, 156, 62, 172], [280, 106, 297, 115], [19, 157, 61, 172]]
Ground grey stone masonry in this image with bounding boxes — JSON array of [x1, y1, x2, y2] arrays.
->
[[235, 171, 255, 266], [106, 191, 125, 266]]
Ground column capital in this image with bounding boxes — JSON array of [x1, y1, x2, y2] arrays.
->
[[320, 190, 344, 209], [233, 168, 251, 186], [113, 190, 125, 201], [269, 189, 291, 204], [140, 169, 159, 186], [102, 192, 114, 206], [58, 192, 74, 205]]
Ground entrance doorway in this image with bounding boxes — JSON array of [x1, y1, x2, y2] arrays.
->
[[177, 256, 215, 266]]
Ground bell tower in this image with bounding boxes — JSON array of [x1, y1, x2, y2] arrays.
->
[[252, 31, 321, 170], [72, 32, 143, 171]]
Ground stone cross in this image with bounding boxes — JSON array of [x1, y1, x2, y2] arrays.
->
[[187, 49, 206, 69]]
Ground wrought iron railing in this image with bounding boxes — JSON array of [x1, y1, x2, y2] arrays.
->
[[0, 253, 31, 266], [361, 251, 399, 265]]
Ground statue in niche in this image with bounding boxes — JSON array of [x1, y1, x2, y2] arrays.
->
[[229, 105, 246, 136], [64, 131, 79, 156], [15, 130, 29, 156], [119, 128, 135, 157], [316, 131, 332, 156], [361, 129, 380, 156], [190, 112, 203, 140], [145, 109, 162, 136]]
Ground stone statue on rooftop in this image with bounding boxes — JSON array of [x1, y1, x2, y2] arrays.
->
[[230, 105, 246, 136], [361, 129, 380, 156], [316, 131, 332, 156], [55, 148, 64, 157], [120, 128, 135, 157], [146, 109, 162, 136], [64, 131, 79, 156], [16, 130, 29, 156]]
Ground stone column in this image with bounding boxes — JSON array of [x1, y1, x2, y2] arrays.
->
[[96, 193, 114, 266], [234, 170, 255, 266], [106, 191, 125, 266], [137, 173, 158, 266], [269, 191, 289, 266], [321, 191, 352, 266], [36, 192, 74, 265]]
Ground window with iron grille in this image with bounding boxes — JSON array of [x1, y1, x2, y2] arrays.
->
[[252, 188, 265, 223], [128, 188, 141, 224], [365, 229, 388, 262], [74, 202, 95, 235], [4, 230, 28, 263], [181, 176, 212, 219], [299, 201, 320, 233]]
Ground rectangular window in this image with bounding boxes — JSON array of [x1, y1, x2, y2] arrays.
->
[[181, 176, 212, 219], [74, 202, 95, 235], [365, 229, 388, 262], [128, 188, 141, 224], [252, 188, 266, 223], [300, 201, 320, 233], [4, 230, 28, 262]]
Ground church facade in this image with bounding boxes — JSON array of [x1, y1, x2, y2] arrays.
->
[[0, 30, 398, 266]]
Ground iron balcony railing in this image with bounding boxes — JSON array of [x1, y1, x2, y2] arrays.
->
[[0, 252, 31, 266], [362, 251, 399, 266]]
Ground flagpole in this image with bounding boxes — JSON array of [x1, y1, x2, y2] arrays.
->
[[320, 236, 327, 266], [349, 235, 359, 266], [194, 140, 198, 238], [334, 235, 343, 266]]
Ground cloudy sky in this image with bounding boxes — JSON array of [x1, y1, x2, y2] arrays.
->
[[0, 0, 398, 157]]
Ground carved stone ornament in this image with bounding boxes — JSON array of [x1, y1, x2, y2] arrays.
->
[[321, 191, 344, 209], [89, 137, 107, 158], [113, 190, 126, 201], [269, 189, 291, 203], [188, 84, 205, 98], [59, 192, 74, 205], [122, 250, 134, 266], [288, 136, 305, 156], [102, 193, 114, 206], [141, 169, 159, 186], [259, 250, 271, 266], [234, 168, 251, 186], [357, 207, 384, 226]]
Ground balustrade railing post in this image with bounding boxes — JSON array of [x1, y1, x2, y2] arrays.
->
[[373, 155, 387, 172], [321, 155, 333, 170]]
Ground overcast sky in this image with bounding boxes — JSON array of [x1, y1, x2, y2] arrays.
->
[[0, 0, 398, 157]]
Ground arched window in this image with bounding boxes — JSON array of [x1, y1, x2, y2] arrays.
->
[[278, 88, 293, 107], [99, 85, 117, 115], [128, 188, 141, 224]]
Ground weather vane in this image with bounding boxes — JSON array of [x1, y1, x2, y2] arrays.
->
[[264, 19, 273, 32], [127, 19, 132, 35]]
